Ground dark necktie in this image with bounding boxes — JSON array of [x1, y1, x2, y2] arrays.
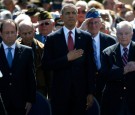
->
[[68, 31, 74, 51], [7, 47, 12, 67], [122, 48, 128, 66]]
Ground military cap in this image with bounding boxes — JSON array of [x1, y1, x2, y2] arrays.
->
[[25, 8, 40, 16], [86, 7, 101, 18], [30, 0, 40, 3], [38, 11, 52, 20]]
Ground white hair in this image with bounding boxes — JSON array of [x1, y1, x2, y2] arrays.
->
[[14, 14, 31, 24], [75, 1, 88, 10], [116, 21, 133, 32]]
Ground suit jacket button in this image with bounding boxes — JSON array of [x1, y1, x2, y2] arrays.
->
[[9, 83, 12, 86], [120, 96, 123, 100], [9, 73, 12, 76], [96, 72, 98, 75], [124, 87, 126, 90]]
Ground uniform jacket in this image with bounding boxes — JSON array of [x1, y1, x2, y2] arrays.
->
[[16, 38, 46, 94]]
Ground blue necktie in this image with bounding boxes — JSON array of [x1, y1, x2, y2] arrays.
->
[[93, 39, 99, 69], [7, 47, 12, 67]]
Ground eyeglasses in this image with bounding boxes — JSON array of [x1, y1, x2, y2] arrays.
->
[[40, 22, 50, 26], [78, 10, 86, 14], [89, 21, 101, 26], [117, 32, 131, 37]]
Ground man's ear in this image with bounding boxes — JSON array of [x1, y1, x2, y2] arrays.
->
[[60, 15, 63, 21]]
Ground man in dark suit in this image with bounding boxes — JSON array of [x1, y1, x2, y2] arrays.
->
[[101, 21, 135, 115], [42, 4, 96, 115], [80, 7, 116, 104], [0, 19, 36, 115]]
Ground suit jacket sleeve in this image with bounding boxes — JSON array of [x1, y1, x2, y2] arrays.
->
[[101, 46, 124, 82], [25, 48, 36, 103], [85, 33, 97, 94], [42, 35, 69, 71]]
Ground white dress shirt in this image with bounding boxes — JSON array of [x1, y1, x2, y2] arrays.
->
[[120, 43, 130, 56], [93, 32, 101, 70], [2, 41, 16, 59], [63, 26, 75, 45]]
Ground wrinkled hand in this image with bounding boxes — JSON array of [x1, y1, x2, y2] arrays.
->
[[67, 49, 84, 61], [79, 18, 91, 31], [124, 61, 135, 74], [25, 102, 32, 115], [86, 94, 94, 110]]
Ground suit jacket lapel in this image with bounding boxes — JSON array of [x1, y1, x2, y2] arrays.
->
[[59, 28, 70, 52], [113, 43, 123, 68], [0, 44, 9, 69], [12, 43, 22, 68], [100, 33, 106, 53], [128, 41, 135, 61], [74, 28, 82, 49]]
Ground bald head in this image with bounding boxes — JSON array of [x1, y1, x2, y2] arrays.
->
[[19, 20, 34, 31], [18, 20, 35, 44]]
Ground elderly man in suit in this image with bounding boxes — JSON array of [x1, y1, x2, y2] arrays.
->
[[80, 7, 116, 104], [42, 4, 96, 115], [101, 21, 135, 115], [0, 19, 36, 115]]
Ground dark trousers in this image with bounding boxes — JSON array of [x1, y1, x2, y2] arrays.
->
[[7, 108, 26, 115], [117, 103, 133, 115]]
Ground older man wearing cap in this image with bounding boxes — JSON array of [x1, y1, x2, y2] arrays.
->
[[35, 11, 55, 44], [80, 7, 116, 105]]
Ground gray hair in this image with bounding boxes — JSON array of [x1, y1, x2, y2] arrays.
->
[[14, 14, 31, 24], [75, 1, 88, 10], [116, 21, 133, 32]]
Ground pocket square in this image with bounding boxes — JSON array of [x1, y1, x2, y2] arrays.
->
[[112, 64, 119, 69], [0, 70, 3, 78]]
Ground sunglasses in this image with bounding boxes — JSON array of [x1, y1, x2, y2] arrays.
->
[[78, 10, 86, 14], [40, 22, 50, 26]]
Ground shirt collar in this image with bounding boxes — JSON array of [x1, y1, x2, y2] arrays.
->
[[120, 42, 130, 54], [2, 41, 16, 50], [92, 32, 100, 42], [63, 26, 75, 36]]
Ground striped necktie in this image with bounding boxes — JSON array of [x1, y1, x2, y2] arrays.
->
[[122, 48, 128, 66]]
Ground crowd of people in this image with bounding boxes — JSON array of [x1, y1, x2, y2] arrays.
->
[[0, 0, 135, 115]]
